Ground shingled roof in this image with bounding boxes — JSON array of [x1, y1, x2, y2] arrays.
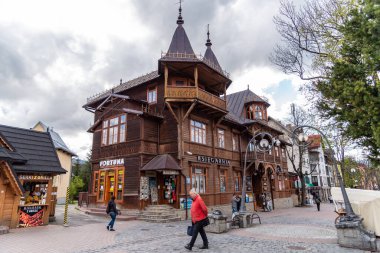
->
[[0, 124, 66, 174], [203, 28, 223, 74], [167, 4, 195, 56], [85, 71, 160, 106]]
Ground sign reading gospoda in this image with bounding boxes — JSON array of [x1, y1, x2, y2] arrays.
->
[[196, 155, 230, 166]]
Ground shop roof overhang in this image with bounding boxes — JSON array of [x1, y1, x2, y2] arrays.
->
[[141, 154, 181, 172]]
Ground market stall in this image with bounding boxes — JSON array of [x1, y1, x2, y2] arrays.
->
[[0, 124, 66, 228]]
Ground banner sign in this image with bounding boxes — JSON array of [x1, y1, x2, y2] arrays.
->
[[19, 205, 44, 227], [196, 155, 230, 166], [18, 175, 52, 180], [162, 170, 179, 175], [99, 159, 124, 168]]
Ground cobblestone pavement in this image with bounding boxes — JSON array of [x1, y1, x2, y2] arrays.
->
[[0, 203, 372, 253]]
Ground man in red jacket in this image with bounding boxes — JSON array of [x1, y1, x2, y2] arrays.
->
[[185, 188, 209, 250]]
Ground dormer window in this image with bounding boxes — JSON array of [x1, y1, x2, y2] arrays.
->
[[246, 104, 267, 120]]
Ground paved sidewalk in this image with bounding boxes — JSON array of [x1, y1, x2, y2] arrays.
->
[[0, 203, 371, 253]]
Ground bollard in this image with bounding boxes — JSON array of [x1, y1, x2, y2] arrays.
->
[[63, 186, 69, 227]]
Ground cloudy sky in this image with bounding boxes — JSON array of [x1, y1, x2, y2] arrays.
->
[[0, 0, 309, 159]]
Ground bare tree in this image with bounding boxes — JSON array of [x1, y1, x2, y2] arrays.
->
[[285, 103, 318, 206], [270, 0, 349, 81]]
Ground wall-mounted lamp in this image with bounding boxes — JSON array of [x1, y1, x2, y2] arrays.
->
[[185, 151, 193, 155]]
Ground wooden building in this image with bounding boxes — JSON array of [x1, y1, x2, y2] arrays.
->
[[83, 6, 292, 211], [0, 125, 66, 228]]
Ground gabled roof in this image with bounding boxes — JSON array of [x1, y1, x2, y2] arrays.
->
[[0, 124, 66, 174], [32, 121, 76, 156], [226, 89, 270, 124], [85, 71, 160, 106]]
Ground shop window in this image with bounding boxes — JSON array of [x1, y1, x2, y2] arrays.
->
[[219, 170, 227, 192], [94, 172, 99, 195], [191, 120, 206, 145], [116, 169, 124, 200], [217, 128, 225, 148], [22, 181, 48, 205], [147, 86, 157, 104], [234, 171, 241, 192], [192, 167, 206, 194], [102, 114, 127, 146], [98, 171, 105, 200]]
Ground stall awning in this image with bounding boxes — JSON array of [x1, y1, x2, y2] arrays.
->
[[141, 154, 181, 172]]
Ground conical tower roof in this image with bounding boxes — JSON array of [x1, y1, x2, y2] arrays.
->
[[166, 4, 195, 55], [203, 26, 223, 73]]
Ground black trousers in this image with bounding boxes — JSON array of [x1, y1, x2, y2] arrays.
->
[[189, 219, 208, 247], [316, 203, 320, 211]]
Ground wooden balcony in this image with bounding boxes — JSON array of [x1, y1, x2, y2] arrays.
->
[[165, 86, 226, 111]]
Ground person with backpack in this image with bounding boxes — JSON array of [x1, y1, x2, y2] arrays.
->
[[106, 196, 120, 231]]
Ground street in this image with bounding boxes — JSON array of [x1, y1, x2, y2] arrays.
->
[[0, 203, 368, 253]]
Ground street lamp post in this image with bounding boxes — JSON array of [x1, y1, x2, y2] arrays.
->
[[240, 132, 280, 212]]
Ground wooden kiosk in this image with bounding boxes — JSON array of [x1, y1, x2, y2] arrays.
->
[[0, 124, 66, 228]]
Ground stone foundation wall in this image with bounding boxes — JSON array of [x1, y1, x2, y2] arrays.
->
[[291, 194, 299, 206], [273, 197, 293, 209]]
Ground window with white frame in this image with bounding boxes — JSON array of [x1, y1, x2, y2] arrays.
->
[[147, 87, 157, 103], [102, 114, 127, 146], [191, 120, 206, 144], [192, 167, 206, 194], [219, 169, 227, 192], [218, 129, 225, 148]]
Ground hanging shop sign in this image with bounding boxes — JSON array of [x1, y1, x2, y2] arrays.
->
[[18, 175, 53, 180], [19, 205, 44, 227], [162, 170, 179, 175], [196, 156, 230, 166], [99, 158, 124, 168]]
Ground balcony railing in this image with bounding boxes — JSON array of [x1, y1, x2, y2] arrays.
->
[[165, 86, 226, 111]]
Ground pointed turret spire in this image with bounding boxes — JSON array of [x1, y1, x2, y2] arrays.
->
[[177, 0, 184, 25], [203, 25, 223, 73], [205, 24, 212, 47], [166, 1, 195, 55]]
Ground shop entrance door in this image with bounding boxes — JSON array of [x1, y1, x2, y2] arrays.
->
[[156, 172, 178, 206], [105, 173, 115, 203]]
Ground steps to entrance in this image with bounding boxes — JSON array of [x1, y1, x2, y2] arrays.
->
[[77, 206, 139, 221], [138, 205, 181, 223]]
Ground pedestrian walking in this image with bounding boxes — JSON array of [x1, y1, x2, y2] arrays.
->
[[314, 193, 321, 211], [106, 196, 120, 231], [185, 188, 209, 251]]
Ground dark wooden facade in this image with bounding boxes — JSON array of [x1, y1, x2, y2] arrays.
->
[[84, 8, 292, 210]]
